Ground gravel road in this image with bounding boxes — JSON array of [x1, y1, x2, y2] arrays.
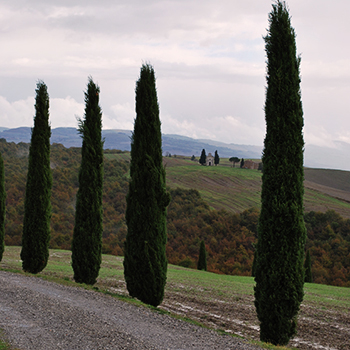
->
[[0, 271, 261, 350]]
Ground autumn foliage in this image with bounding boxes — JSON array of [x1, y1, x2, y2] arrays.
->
[[0, 140, 349, 287]]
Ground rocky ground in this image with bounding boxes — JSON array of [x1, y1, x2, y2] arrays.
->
[[0, 271, 261, 350], [1, 257, 349, 350]]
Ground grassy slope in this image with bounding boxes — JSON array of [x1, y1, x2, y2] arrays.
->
[[1, 247, 349, 350], [107, 153, 350, 217]]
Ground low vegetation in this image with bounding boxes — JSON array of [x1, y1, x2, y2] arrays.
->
[[1, 246, 349, 350], [0, 140, 350, 287]]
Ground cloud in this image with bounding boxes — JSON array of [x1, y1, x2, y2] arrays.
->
[[161, 112, 265, 145], [0, 95, 85, 129], [0, 96, 34, 127], [50, 97, 84, 128], [1, 0, 350, 149], [106, 103, 135, 130]]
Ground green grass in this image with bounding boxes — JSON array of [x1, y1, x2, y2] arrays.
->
[[103, 152, 350, 217], [165, 159, 263, 212], [0, 341, 11, 350], [0, 330, 19, 350], [304, 188, 350, 208], [1, 246, 349, 350], [168, 266, 254, 299], [304, 282, 350, 308], [104, 152, 131, 162], [0, 339, 9, 350]]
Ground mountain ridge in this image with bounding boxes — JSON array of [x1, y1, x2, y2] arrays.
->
[[1, 126, 350, 170], [0, 126, 262, 159]]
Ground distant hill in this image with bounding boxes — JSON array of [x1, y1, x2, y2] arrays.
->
[[161, 156, 350, 219], [0, 126, 262, 159], [2, 126, 350, 170]]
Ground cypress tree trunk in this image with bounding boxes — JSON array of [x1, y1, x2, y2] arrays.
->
[[254, 1, 306, 346], [197, 240, 207, 271], [304, 250, 312, 283], [0, 152, 5, 262], [72, 77, 103, 285], [21, 81, 52, 273], [124, 64, 170, 307]]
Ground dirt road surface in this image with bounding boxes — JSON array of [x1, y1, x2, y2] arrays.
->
[[0, 271, 260, 350]]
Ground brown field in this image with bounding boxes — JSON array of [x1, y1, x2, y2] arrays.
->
[[160, 156, 350, 218]]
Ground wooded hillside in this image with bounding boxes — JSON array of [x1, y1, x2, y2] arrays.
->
[[1, 139, 349, 287]]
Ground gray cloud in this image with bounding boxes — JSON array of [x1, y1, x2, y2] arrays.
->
[[0, 0, 350, 147]]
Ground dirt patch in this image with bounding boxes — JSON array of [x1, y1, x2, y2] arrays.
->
[[158, 288, 350, 350], [304, 180, 350, 218]]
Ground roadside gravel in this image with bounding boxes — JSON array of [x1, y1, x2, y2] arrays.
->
[[0, 271, 261, 350]]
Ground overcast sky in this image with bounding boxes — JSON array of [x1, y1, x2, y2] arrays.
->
[[0, 0, 349, 147]]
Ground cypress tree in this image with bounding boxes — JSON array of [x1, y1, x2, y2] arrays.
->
[[304, 250, 312, 283], [0, 152, 5, 262], [199, 149, 206, 165], [124, 64, 170, 307], [72, 77, 103, 285], [21, 81, 52, 273], [214, 150, 220, 166], [254, 1, 306, 346], [240, 158, 245, 168], [197, 240, 207, 271]]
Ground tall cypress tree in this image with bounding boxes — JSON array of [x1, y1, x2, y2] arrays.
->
[[21, 81, 52, 273], [197, 240, 207, 271], [72, 77, 103, 285], [0, 152, 5, 262], [254, 1, 306, 346], [124, 64, 170, 307]]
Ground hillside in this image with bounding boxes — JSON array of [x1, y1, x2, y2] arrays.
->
[[0, 140, 349, 287], [165, 156, 350, 218], [4, 126, 350, 171], [0, 126, 262, 159], [107, 153, 350, 217]]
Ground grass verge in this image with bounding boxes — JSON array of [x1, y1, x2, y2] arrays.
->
[[1, 246, 349, 350]]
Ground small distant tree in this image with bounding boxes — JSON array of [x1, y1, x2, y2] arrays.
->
[[21, 81, 52, 274], [0, 152, 5, 262], [191, 155, 196, 161], [229, 156, 240, 167], [304, 250, 312, 283], [214, 150, 220, 166], [199, 149, 206, 165], [197, 240, 207, 271], [72, 77, 104, 285], [240, 158, 245, 168]]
